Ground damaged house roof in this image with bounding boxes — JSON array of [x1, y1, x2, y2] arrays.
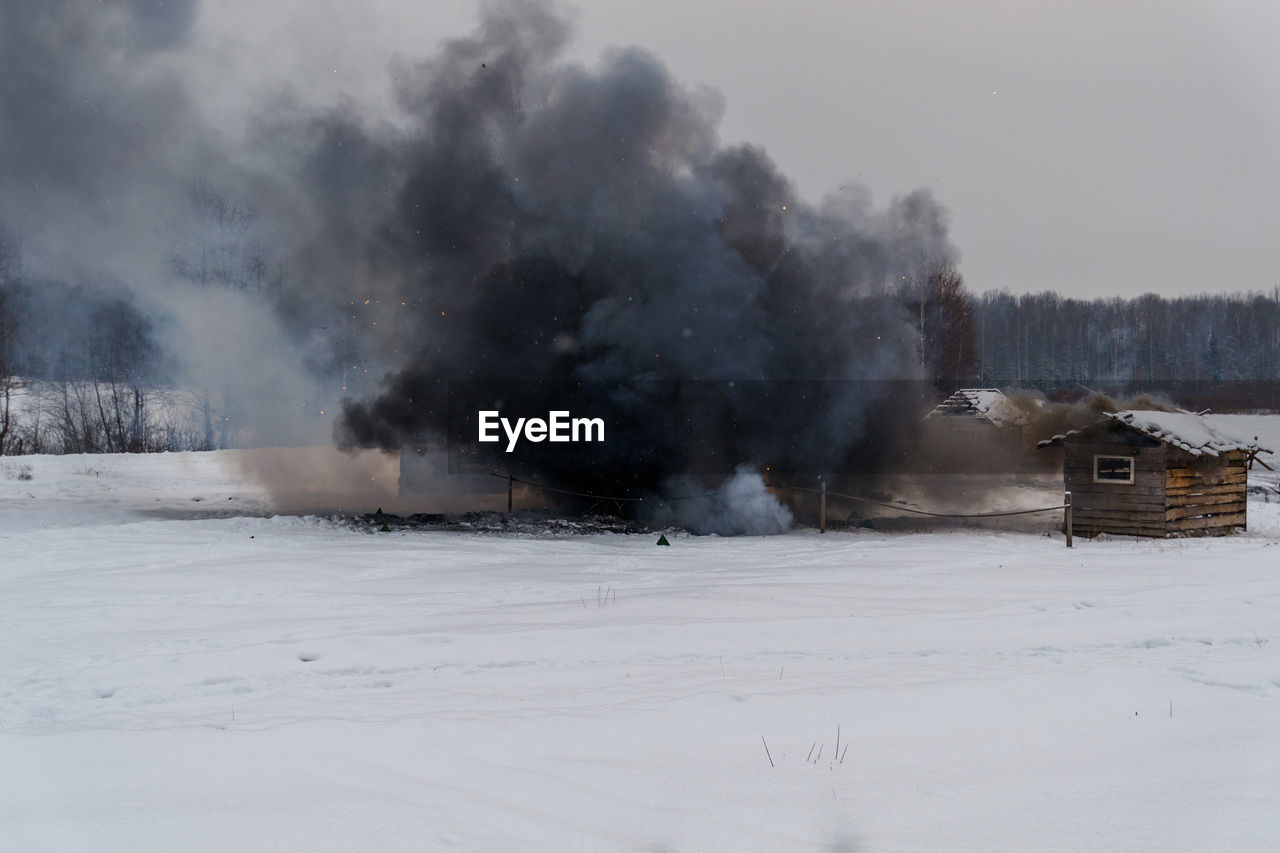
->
[[925, 389, 1028, 428]]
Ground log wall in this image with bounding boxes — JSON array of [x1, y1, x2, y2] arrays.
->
[[1162, 448, 1247, 535], [1065, 440, 1167, 537], [1064, 429, 1249, 537]]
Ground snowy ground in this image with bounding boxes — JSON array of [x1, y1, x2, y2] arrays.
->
[[2, 442, 1279, 852]]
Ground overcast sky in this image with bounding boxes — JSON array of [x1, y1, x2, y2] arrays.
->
[[193, 0, 1279, 299]]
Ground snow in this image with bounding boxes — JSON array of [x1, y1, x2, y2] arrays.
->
[[1214, 413, 1280, 495], [3, 447, 1280, 851], [926, 388, 1027, 427], [1105, 410, 1272, 458]]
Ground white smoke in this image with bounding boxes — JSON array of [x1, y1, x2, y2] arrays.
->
[[652, 466, 793, 536]]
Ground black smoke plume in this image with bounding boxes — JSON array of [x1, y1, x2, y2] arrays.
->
[[2, 0, 959, 526], [330, 0, 956, 511]]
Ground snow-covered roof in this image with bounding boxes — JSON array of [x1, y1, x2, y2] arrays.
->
[[926, 389, 1027, 428], [1039, 409, 1274, 457]]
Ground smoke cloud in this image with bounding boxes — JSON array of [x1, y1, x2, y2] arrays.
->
[[0, 0, 210, 283], [2, 0, 960, 527], [0, 0, 335, 447], [648, 466, 794, 536], [1010, 390, 1179, 444], [323, 0, 957, 510]]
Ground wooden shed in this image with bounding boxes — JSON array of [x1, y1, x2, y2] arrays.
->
[[1039, 410, 1272, 538]]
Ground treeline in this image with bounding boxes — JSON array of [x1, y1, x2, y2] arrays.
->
[[972, 290, 1280, 386], [0, 185, 303, 456], [900, 268, 1280, 403], [0, 278, 162, 384]]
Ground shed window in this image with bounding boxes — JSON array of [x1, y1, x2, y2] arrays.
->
[[1093, 455, 1134, 484]]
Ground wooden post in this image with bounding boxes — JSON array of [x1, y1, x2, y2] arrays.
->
[[1064, 490, 1073, 548], [507, 474, 513, 514], [820, 480, 827, 534]]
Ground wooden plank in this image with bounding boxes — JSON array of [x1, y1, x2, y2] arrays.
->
[[1072, 511, 1165, 525], [1188, 526, 1242, 537], [1166, 502, 1247, 522], [1068, 483, 1166, 499], [1067, 484, 1165, 498], [1075, 502, 1167, 514], [1076, 523, 1169, 538], [1166, 473, 1246, 489], [1076, 513, 1166, 526], [1165, 492, 1247, 509], [1165, 474, 1246, 486], [1071, 496, 1166, 511], [1172, 473, 1239, 489], [1166, 482, 1245, 496], [1167, 512, 1246, 532], [1074, 500, 1163, 511], [1166, 503, 1247, 518], [1167, 513, 1247, 531], [1081, 514, 1165, 524], [1167, 471, 1233, 484], [1080, 514, 1172, 527], [1165, 466, 1245, 478], [1166, 484, 1245, 498], [1074, 502, 1164, 513], [1073, 522, 1159, 534], [1064, 474, 1166, 490], [1167, 468, 1247, 480], [1074, 502, 1164, 514], [1070, 486, 1165, 499]]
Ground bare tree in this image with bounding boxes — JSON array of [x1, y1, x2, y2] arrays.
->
[[168, 183, 279, 450], [930, 263, 977, 383], [0, 371, 17, 455], [0, 281, 16, 454], [170, 183, 270, 292], [900, 261, 977, 389], [0, 227, 12, 285]]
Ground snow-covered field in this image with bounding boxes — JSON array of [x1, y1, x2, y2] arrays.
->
[[2, 439, 1279, 852]]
